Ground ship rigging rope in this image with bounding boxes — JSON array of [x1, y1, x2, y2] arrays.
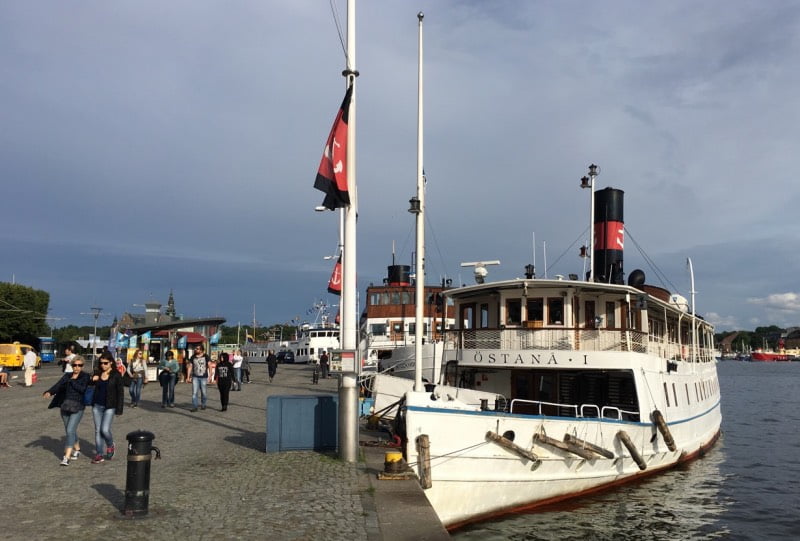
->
[[624, 227, 681, 295], [328, 0, 347, 61], [405, 440, 490, 469], [545, 227, 588, 275]]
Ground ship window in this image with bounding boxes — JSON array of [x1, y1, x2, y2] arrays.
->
[[401, 291, 412, 305], [310, 348, 315, 355], [672, 383, 678, 407], [547, 298, 564, 325], [370, 324, 387, 336], [480, 303, 489, 328], [391, 292, 400, 304], [408, 323, 428, 334], [685, 383, 690, 404], [527, 298, 543, 323], [506, 299, 521, 325], [584, 301, 596, 328], [461, 304, 475, 330], [694, 382, 699, 402], [380, 293, 390, 305], [664, 382, 670, 407], [605, 302, 616, 328]]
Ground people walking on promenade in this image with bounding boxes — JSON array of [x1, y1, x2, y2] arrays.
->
[[126, 350, 147, 407], [114, 356, 127, 376], [319, 350, 330, 380], [89, 352, 124, 464], [266, 350, 278, 383], [208, 355, 217, 385], [23, 346, 37, 386], [215, 352, 234, 411], [241, 351, 251, 383], [232, 349, 243, 390], [61, 345, 76, 374], [188, 345, 210, 411], [43, 355, 89, 466], [158, 351, 179, 408]]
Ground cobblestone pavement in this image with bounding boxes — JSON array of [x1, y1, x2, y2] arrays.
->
[[0, 363, 382, 541]]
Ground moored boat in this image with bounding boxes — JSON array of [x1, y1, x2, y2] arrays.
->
[[750, 340, 796, 361], [397, 185, 722, 528]]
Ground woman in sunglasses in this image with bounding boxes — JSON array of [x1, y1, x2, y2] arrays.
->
[[43, 355, 90, 466], [89, 351, 124, 464]]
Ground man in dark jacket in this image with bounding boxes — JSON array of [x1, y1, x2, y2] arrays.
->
[[266, 350, 278, 383]]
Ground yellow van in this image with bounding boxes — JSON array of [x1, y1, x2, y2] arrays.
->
[[0, 342, 41, 369]]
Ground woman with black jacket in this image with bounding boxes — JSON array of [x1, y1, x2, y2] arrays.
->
[[43, 355, 90, 466], [89, 351, 125, 464]]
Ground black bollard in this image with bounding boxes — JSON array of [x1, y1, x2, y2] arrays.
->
[[123, 430, 161, 517]]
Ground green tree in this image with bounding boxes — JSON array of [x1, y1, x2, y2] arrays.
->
[[0, 283, 50, 344]]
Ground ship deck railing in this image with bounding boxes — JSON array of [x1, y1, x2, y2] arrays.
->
[[446, 328, 715, 362], [508, 398, 640, 421]]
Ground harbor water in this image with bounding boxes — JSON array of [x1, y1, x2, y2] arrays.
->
[[452, 361, 800, 540]]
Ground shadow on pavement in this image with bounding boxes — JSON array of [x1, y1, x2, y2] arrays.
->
[[92, 482, 124, 512]]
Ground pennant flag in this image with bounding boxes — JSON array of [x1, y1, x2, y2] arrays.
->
[[210, 330, 222, 345], [141, 331, 152, 342], [314, 86, 353, 210], [129, 335, 138, 348], [327, 256, 342, 295], [177, 335, 187, 349]]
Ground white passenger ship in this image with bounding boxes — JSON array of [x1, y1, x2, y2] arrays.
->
[[394, 186, 722, 528]]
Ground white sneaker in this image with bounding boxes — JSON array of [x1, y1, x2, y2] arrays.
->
[[60, 456, 70, 466], [71, 451, 81, 460]]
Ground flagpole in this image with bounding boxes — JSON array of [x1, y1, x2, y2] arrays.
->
[[413, 12, 425, 393], [339, 0, 359, 464]]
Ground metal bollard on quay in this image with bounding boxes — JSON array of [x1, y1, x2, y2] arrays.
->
[[123, 430, 161, 517]]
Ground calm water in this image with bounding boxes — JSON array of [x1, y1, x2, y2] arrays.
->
[[453, 362, 800, 540]]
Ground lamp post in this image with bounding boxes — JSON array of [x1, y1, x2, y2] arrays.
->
[[580, 164, 599, 282]]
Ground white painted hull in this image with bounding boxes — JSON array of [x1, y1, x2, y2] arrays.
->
[[402, 360, 722, 528], [377, 342, 445, 383]]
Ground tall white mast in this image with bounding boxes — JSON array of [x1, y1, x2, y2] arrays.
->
[[413, 12, 426, 392], [341, 0, 358, 356], [338, 0, 359, 464], [688, 257, 697, 363]]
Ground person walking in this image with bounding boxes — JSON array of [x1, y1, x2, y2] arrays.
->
[[319, 350, 330, 380], [89, 352, 124, 464], [158, 351, 179, 408], [232, 349, 243, 390], [23, 346, 37, 386], [126, 350, 147, 407], [215, 352, 234, 411], [61, 345, 76, 374], [266, 350, 278, 383], [43, 355, 89, 466], [188, 344, 210, 411], [241, 351, 251, 383]]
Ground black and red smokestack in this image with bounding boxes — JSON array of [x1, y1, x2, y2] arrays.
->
[[386, 265, 411, 286], [593, 188, 624, 284]]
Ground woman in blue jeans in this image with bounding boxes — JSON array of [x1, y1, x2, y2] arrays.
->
[[90, 352, 124, 464], [43, 355, 90, 466], [127, 349, 147, 407]]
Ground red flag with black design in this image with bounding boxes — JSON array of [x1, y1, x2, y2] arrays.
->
[[314, 86, 353, 209], [327, 256, 342, 295]]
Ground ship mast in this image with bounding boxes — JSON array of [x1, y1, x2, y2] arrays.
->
[[412, 12, 425, 392]]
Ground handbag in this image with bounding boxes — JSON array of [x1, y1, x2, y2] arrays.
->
[[83, 385, 95, 406], [122, 372, 132, 387], [60, 398, 82, 413]]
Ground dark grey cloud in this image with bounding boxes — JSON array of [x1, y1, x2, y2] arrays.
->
[[2, 1, 798, 331]]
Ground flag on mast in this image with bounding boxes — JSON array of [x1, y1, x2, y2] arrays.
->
[[327, 255, 342, 295], [314, 86, 353, 209]]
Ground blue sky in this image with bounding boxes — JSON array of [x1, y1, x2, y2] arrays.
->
[[2, 1, 800, 332]]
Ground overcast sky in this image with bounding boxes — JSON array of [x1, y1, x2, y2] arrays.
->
[[2, 1, 799, 333]]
